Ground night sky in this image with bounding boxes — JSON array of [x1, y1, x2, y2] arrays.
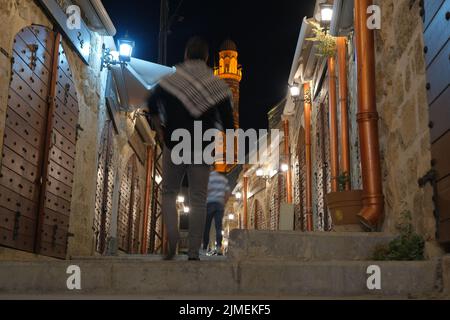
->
[[102, 0, 315, 130]]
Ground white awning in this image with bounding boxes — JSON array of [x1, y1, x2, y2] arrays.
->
[[111, 58, 175, 112]]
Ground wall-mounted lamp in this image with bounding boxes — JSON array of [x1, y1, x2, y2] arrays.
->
[[281, 163, 290, 173], [101, 35, 135, 71], [320, 3, 334, 24], [177, 195, 185, 204], [256, 168, 265, 177], [228, 214, 235, 221], [183, 206, 190, 214], [290, 85, 301, 98], [118, 37, 135, 62], [234, 192, 242, 200], [255, 167, 279, 179]]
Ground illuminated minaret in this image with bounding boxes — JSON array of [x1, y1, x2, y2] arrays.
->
[[214, 39, 242, 128]]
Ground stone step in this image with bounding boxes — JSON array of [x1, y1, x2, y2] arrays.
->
[[0, 259, 442, 298], [228, 230, 397, 261]]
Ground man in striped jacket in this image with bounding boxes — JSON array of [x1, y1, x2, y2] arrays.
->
[[203, 170, 231, 255]]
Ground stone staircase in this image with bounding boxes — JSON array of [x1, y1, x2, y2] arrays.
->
[[0, 231, 448, 299]]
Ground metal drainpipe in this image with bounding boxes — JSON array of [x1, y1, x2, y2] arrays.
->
[[355, 0, 384, 230], [328, 56, 340, 192], [337, 37, 351, 190], [304, 83, 314, 231]]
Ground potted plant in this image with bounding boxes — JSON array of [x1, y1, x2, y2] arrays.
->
[[326, 172, 363, 226], [306, 21, 337, 58]]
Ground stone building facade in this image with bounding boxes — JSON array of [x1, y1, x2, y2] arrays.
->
[[232, 0, 448, 257], [0, 0, 165, 260]]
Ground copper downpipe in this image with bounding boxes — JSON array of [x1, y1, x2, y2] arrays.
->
[[141, 145, 154, 254], [243, 176, 249, 229], [337, 37, 351, 190], [328, 56, 339, 192], [283, 119, 293, 204], [355, 0, 384, 229], [304, 83, 314, 231]]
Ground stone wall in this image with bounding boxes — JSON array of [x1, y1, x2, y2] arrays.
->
[[0, 0, 149, 259], [373, 0, 440, 255], [64, 32, 108, 257]]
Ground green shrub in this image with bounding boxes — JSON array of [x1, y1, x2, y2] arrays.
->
[[372, 212, 425, 261]]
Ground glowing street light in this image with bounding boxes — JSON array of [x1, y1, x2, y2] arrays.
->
[[235, 192, 242, 200], [256, 168, 265, 177], [177, 195, 185, 203], [290, 85, 300, 98], [183, 206, 190, 214], [228, 214, 235, 220], [118, 37, 135, 62], [101, 34, 135, 71], [320, 3, 334, 24], [281, 163, 289, 173]]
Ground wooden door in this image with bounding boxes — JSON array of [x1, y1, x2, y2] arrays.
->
[[422, 0, 450, 243], [0, 26, 80, 258]]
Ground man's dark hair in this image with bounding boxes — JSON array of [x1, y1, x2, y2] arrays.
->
[[185, 36, 209, 61]]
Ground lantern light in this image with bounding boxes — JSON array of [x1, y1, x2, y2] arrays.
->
[[101, 34, 135, 71], [281, 163, 289, 172], [320, 3, 334, 23], [118, 37, 135, 62], [235, 192, 242, 200], [290, 85, 301, 97], [177, 195, 185, 203], [256, 168, 265, 177], [183, 206, 190, 214], [228, 214, 235, 220]]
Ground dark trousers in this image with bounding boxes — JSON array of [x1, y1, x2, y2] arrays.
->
[[203, 202, 225, 250], [161, 147, 210, 259]]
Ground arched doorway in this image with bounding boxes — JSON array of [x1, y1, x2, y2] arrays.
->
[[117, 154, 142, 253], [93, 121, 115, 254], [0, 26, 80, 258], [269, 178, 280, 231], [293, 129, 307, 231], [314, 102, 332, 231], [254, 200, 265, 230]]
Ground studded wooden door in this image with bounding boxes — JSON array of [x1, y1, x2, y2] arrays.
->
[[421, 0, 450, 243], [0, 26, 79, 259], [293, 152, 306, 231], [117, 154, 141, 253], [93, 121, 115, 254], [314, 103, 332, 232], [269, 177, 280, 231]]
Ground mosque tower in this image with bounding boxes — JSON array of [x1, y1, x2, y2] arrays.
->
[[214, 39, 242, 128]]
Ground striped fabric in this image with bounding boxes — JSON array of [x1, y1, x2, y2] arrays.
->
[[159, 60, 233, 119], [207, 171, 230, 205]]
